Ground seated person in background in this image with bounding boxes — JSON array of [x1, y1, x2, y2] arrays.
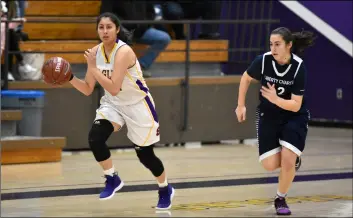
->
[[159, 0, 221, 40], [100, 0, 171, 78], [14, 0, 29, 41]]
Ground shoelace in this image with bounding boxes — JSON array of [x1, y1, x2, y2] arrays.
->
[[275, 198, 288, 209], [102, 175, 114, 188], [158, 188, 168, 201]]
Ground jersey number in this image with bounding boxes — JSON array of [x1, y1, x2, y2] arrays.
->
[[277, 87, 285, 95]]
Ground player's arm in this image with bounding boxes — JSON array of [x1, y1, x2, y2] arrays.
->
[[237, 55, 262, 106], [238, 71, 255, 106], [91, 46, 133, 96], [274, 94, 303, 112], [69, 69, 96, 96], [69, 46, 98, 96], [273, 64, 306, 112]]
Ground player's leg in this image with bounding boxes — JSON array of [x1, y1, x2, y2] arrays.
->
[[134, 144, 174, 210], [120, 94, 174, 210], [274, 113, 309, 215], [89, 104, 125, 200]]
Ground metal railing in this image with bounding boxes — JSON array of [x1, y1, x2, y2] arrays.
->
[[1, 18, 280, 131]]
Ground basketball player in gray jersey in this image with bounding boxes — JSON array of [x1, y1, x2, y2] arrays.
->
[[235, 27, 316, 215], [68, 12, 174, 210]]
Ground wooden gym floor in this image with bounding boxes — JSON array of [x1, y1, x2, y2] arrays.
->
[[1, 127, 352, 217]]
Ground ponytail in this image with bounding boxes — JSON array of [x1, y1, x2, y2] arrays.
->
[[291, 30, 316, 57], [117, 25, 134, 46]]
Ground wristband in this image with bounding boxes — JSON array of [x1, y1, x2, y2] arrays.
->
[[69, 74, 74, 81]]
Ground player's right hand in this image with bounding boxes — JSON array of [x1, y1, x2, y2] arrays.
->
[[235, 105, 246, 122]]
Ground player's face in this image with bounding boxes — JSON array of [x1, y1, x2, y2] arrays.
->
[[270, 34, 291, 63], [97, 17, 119, 43]]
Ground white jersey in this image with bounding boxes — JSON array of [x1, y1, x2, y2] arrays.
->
[[96, 40, 148, 106]]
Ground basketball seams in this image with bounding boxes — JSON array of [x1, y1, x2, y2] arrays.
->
[[41, 57, 72, 85]]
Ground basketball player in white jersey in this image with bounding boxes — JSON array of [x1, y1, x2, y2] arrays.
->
[[68, 12, 174, 210], [235, 27, 316, 215]]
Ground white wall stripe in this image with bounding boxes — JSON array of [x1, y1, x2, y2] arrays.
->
[[279, 0, 353, 57]]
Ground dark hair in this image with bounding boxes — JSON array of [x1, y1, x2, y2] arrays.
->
[[271, 27, 317, 57], [96, 12, 133, 45]]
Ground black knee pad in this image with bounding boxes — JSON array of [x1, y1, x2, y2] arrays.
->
[[135, 145, 164, 177], [88, 119, 114, 162]]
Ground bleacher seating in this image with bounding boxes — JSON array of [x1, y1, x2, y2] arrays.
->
[[1, 110, 66, 164], [22, 1, 228, 63], [26, 1, 100, 16], [1, 136, 66, 164], [20, 40, 228, 63], [1, 110, 22, 121]]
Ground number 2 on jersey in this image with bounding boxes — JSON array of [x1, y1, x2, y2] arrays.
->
[[277, 87, 285, 95]]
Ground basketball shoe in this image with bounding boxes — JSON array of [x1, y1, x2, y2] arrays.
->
[[99, 172, 124, 200], [274, 196, 291, 215], [156, 184, 175, 210]]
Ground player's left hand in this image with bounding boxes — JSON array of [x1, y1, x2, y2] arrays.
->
[[84, 49, 96, 68], [260, 82, 278, 104]]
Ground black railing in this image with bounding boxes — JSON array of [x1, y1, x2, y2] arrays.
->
[[1, 18, 280, 131]]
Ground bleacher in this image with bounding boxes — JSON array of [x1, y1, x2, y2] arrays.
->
[[20, 40, 228, 64], [1, 1, 238, 163]]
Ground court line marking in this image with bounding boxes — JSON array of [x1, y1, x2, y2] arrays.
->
[[171, 195, 353, 211], [2, 168, 352, 191], [1, 172, 352, 201]]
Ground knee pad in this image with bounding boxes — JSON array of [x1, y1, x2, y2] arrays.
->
[[88, 119, 114, 162], [135, 145, 164, 177]]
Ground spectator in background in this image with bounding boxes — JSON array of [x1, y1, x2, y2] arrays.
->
[[1, 0, 37, 81], [159, 1, 221, 39], [15, 0, 29, 41], [100, 0, 171, 78]]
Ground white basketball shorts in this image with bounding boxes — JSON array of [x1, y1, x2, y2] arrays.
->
[[94, 93, 160, 147]]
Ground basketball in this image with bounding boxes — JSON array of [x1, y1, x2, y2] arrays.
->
[[41, 57, 72, 85]]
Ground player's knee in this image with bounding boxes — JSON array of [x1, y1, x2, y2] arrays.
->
[[88, 119, 114, 162], [135, 145, 164, 177], [261, 157, 281, 171], [262, 162, 279, 172], [261, 153, 281, 171]]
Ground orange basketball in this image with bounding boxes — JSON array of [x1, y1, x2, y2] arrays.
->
[[41, 57, 72, 85]]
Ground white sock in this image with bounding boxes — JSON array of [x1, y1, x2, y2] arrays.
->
[[103, 167, 115, 177], [276, 190, 287, 198], [158, 179, 168, 188]]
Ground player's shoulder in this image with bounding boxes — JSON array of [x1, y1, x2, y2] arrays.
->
[[250, 52, 272, 65], [115, 41, 135, 59], [116, 43, 134, 56]]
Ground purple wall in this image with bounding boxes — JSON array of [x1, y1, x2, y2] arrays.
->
[[300, 1, 352, 41], [272, 1, 352, 121]]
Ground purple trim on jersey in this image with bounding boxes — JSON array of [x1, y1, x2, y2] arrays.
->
[[144, 95, 159, 123], [136, 79, 149, 93], [136, 79, 158, 123]]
